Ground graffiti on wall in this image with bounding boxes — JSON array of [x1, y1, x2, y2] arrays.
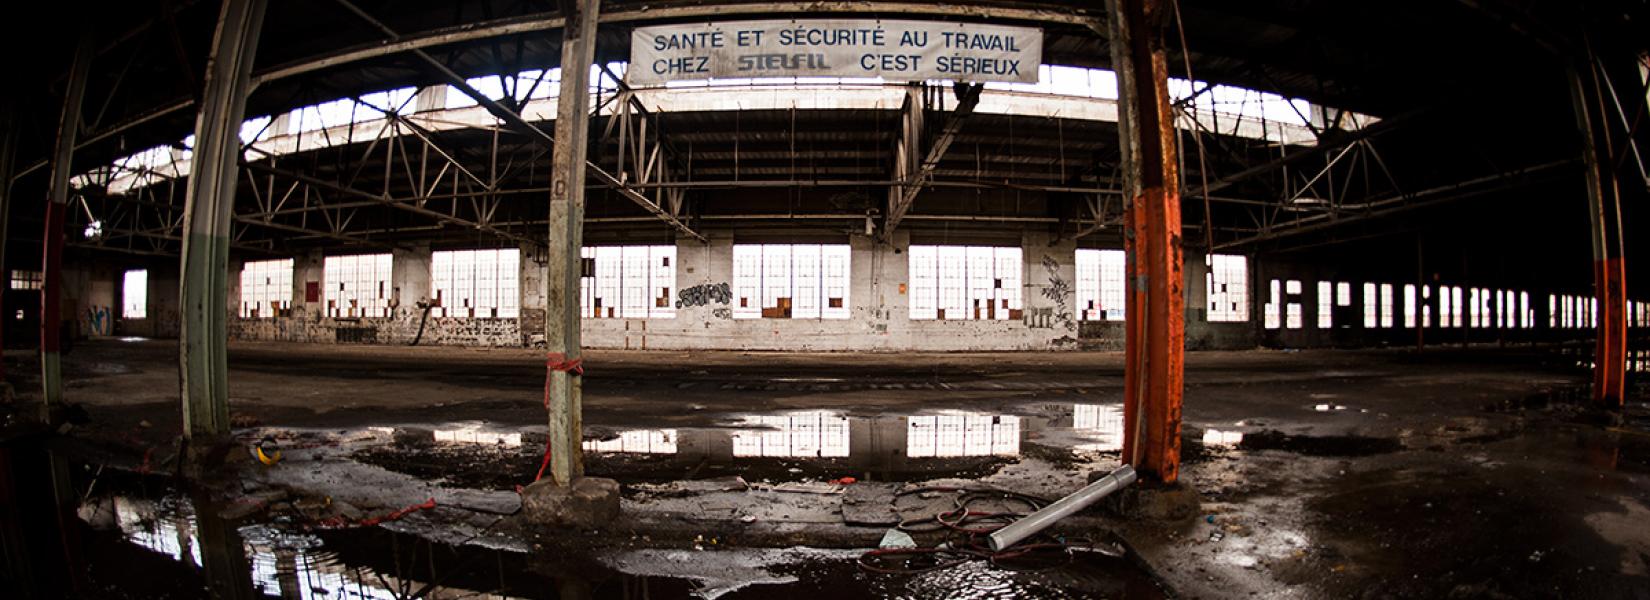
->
[[1039, 255, 1077, 332], [676, 282, 732, 309], [83, 306, 111, 336]]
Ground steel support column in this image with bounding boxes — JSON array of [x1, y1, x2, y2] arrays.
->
[[0, 102, 17, 384], [178, 0, 267, 439], [1569, 65, 1628, 409], [543, 0, 600, 487], [1109, 0, 1184, 484], [40, 35, 95, 410]]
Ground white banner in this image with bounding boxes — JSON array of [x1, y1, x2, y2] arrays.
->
[[628, 19, 1042, 86]]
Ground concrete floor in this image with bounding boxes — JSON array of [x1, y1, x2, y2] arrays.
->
[[18, 339, 1650, 598]]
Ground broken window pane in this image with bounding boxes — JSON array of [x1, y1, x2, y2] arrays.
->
[[431, 248, 519, 318], [323, 254, 392, 318], [239, 259, 293, 318]]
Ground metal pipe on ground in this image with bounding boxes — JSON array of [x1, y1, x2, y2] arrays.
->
[[985, 465, 1137, 552]]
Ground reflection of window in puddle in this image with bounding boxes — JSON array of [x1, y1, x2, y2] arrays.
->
[[106, 495, 526, 598], [907, 414, 1020, 457], [433, 427, 522, 447], [584, 429, 678, 454], [1202, 429, 1244, 447], [732, 412, 850, 457], [112, 497, 200, 565], [1072, 404, 1124, 452]]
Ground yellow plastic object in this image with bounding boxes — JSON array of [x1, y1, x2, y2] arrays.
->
[[255, 445, 282, 465]]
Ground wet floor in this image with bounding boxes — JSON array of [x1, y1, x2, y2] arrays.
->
[[351, 403, 1136, 490], [0, 437, 1168, 599], [16, 341, 1650, 598]]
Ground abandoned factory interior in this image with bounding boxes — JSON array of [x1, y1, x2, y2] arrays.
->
[[1, 0, 1648, 598]]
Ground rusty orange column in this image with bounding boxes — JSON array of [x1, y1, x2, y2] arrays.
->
[[1569, 64, 1628, 409], [1109, 0, 1185, 483]]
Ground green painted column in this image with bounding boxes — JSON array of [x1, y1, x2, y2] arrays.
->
[[40, 35, 94, 412], [179, 0, 268, 439]]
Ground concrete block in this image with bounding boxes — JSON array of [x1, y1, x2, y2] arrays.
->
[[1102, 482, 1201, 521], [520, 477, 621, 529]]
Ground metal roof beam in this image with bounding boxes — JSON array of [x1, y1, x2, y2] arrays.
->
[[884, 83, 984, 238], [331, 0, 705, 244]]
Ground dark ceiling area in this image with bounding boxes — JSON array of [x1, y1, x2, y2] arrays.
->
[[0, 0, 1644, 286]]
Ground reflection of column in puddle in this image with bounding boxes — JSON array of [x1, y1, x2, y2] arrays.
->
[[190, 491, 258, 600], [0, 447, 81, 596], [173, 514, 196, 568], [860, 415, 907, 470], [274, 549, 302, 600]]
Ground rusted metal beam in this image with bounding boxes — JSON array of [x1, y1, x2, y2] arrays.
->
[[1110, 0, 1184, 485], [1570, 64, 1628, 408]]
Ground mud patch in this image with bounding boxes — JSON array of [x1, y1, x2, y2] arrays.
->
[[1236, 430, 1402, 457]]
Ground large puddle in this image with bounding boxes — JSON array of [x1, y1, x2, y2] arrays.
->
[[2, 438, 1168, 599], [350, 404, 1147, 490]]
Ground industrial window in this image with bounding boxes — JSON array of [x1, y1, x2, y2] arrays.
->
[[1441, 287, 1454, 328], [122, 270, 147, 319], [907, 245, 1021, 320], [732, 412, 850, 457], [1285, 280, 1303, 329], [731, 244, 850, 319], [1404, 285, 1417, 328], [9, 270, 42, 290], [324, 254, 392, 318], [1521, 291, 1532, 329], [580, 245, 676, 319], [1317, 281, 1333, 329], [1380, 284, 1395, 328], [239, 259, 293, 318], [1422, 286, 1432, 328], [1336, 282, 1352, 306], [1477, 288, 1491, 328], [1264, 280, 1281, 330], [1362, 283, 1378, 328], [1451, 287, 1464, 328], [907, 413, 1021, 458], [431, 248, 519, 318], [1500, 290, 1510, 328], [1076, 249, 1126, 321], [1205, 254, 1249, 322], [1473, 289, 1484, 328]]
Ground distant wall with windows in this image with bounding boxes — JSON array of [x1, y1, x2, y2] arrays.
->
[[47, 228, 1650, 352]]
